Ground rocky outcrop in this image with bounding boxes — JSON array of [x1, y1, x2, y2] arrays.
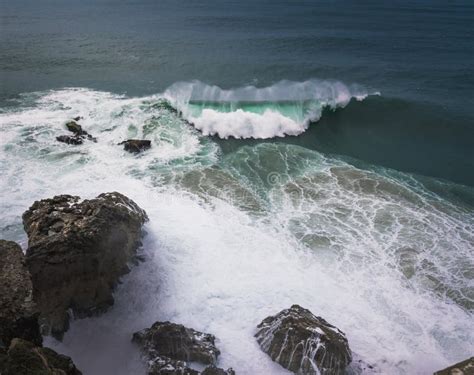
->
[[133, 321, 234, 375], [56, 120, 96, 145], [118, 139, 152, 153], [0, 240, 42, 347], [255, 305, 351, 375], [434, 357, 474, 375], [0, 338, 81, 375], [23, 192, 148, 338]]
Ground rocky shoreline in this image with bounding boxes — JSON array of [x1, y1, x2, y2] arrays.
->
[[0, 190, 470, 374]]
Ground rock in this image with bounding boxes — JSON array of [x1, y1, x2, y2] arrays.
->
[[65, 121, 86, 136], [23, 192, 148, 338], [434, 357, 474, 375], [201, 366, 235, 375], [56, 120, 96, 145], [255, 304, 351, 375], [73, 116, 82, 122], [118, 139, 152, 153], [0, 338, 81, 375], [0, 240, 42, 347], [56, 135, 84, 145], [147, 356, 199, 375], [133, 321, 220, 365]]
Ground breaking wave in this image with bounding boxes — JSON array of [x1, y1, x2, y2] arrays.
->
[[163, 79, 377, 139]]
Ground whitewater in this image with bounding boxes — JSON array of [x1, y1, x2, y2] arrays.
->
[[0, 82, 473, 375]]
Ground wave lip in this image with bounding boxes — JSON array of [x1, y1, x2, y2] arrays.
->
[[164, 79, 377, 139]]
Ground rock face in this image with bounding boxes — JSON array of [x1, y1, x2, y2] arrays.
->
[[133, 321, 234, 375], [434, 357, 474, 375], [23, 192, 148, 338], [255, 305, 352, 375], [56, 120, 96, 145], [0, 240, 42, 347], [0, 338, 81, 375], [119, 139, 152, 153]]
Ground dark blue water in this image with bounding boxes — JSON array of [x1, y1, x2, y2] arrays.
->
[[1, 0, 473, 185]]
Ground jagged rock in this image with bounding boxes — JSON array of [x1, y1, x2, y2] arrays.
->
[[201, 366, 235, 375], [255, 305, 351, 375], [434, 357, 474, 375], [133, 321, 220, 365], [56, 135, 84, 145], [73, 116, 83, 122], [23, 192, 148, 338], [0, 338, 81, 375], [65, 121, 86, 135], [147, 356, 199, 375], [0, 240, 42, 347], [118, 139, 152, 153], [56, 120, 96, 145]]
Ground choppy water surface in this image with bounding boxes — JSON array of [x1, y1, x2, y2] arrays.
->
[[0, 87, 472, 374]]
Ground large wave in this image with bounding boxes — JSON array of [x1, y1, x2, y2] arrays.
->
[[163, 79, 378, 139]]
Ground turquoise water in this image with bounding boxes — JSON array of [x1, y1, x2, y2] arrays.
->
[[0, 1, 473, 374]]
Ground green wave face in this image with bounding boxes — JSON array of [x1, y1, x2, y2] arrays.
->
[[187, 100, 324, 124]]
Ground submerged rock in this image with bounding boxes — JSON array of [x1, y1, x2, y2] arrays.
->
[[133, 321, 234, 375], [434, 357, 474, 375], [23, 192, 148, 338], [133, 321, 220, 365], [255, 304, 351, 375], [119, 139, 152, 153], [0, 338, 81, 375], [0, 240, 42, 347]]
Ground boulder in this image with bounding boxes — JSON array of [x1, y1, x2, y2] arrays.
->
[[132, 321, 220, 365], [0, 338, 81, 375], [133, 321, 234, 375], [65, 121, 87, 136], [118, 139, 152, 153], [56, 135, 84, 145], [23, 192, 148, 338], [255, 305, 351, 375], [56, 120, 96, 145], [434, 357, 474, 375], [0, 240, 42, 347]]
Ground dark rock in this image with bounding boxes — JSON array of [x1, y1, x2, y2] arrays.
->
[[255, 304, 351, 375], [119, 139, 152, 153], [0, 338, 81, 375], [65, 121, 86, 136], [147, 356, 199, 375], [56, 135, 84, 145], [434, 357, 474, 375], [133, 321, 219, 365], [73, 116, 83, 122], [201, 366, 235, 375], [0, 240, 42, 347], [23, 192, 148, 338]]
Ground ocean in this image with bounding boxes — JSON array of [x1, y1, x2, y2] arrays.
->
[[0, 0, 473, 374]]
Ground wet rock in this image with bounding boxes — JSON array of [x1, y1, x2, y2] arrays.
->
[[65, 121, 86, 136], [147, 356, 199, 375], [73, 116, 83, 122], [23, 192, 148, 338], [0, 338, 81, 375], [119, 139, 152, 153], [56, 135, 84, 145], [434, 357, 474, 375], [133, 321, 220, 365], [56, 120, 96, 145], [201, 366, 235, 375], [0, 240, 42, 347], [255, 304, 351, 375]]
